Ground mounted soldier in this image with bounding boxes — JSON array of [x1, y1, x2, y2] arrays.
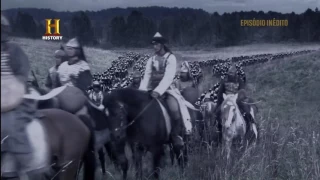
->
[[57, 37, 93, 93], [139, 32, 196, 148], [1, 14, 49, 179], [173, 61, 196, 92], [215, 63, 256, 137], [53, 37, 93, 114], [88, 80, 103, 106]]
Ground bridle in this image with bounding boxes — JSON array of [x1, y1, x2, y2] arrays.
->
[[110, 99, 156, 133], [221, 99, 238, 126]]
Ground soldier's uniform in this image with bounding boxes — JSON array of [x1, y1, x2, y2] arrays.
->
[[57, 38, 93, 93], [139, 32, 188, 148], [174, 61, 196, 92], [1, 14, 47, 178], [55, 38, 93, 113], [88, 81, 103, 106]]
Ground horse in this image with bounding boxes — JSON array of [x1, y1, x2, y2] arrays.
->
[[220, 93, 258, 160], [86, 99, 129, 180], [95, 88, 188, 179], [1, 108, 96, 180], [30, 86, 115, 179]]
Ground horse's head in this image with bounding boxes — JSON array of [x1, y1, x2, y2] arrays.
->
[[220, 93, 240, 129], [200, 92, 216, 121], [100, 88, 149, 140], [102, 98, 128, 140]]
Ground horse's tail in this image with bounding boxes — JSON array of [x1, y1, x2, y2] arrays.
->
[[78, 115, 96, 180]]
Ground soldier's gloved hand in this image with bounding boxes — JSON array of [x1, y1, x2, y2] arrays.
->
[[150, 91, 160, 99]]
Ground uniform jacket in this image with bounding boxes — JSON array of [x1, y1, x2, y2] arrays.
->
[[88, 90, 103, 106], [139, 52, 177, 95], [57, 60, 93, 93]]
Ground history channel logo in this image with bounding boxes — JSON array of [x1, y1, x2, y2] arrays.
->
[[42, 19, 63, 41]]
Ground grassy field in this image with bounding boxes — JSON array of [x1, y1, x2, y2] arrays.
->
[[12, 37, 320, 180]]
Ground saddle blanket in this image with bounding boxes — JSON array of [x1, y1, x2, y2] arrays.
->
[[1, 119, 49, 173], [155, 99, 172, 139], [167, 88, 194, 134]]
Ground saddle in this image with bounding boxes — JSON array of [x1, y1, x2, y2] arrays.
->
[[34, 86, 87, 114], [164, 90, 194, 134], [154, 96, 172, 140]]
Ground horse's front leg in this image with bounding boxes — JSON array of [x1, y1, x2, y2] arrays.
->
[[225, 139, 232, 162], [222, 131, 232, 162], [182, 135, 190, 168], [151, 146, 165, 180], [132, 144, 143, 180], [98, 148, 106, 175], [169, 144, 175, 165]]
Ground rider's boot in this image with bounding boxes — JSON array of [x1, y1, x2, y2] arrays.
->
[[171, 117, 184, 149], [244, 112, 255, 130], [237, 100, 255, 130], [165, 95, 184, 149]]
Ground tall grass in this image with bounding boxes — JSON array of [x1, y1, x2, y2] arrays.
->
[[164, 51, 320, 180], [97, 51, 320, 180], [13, 38, 320, 179]]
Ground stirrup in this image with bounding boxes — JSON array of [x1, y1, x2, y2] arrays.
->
[[172, 136, 184, 147]]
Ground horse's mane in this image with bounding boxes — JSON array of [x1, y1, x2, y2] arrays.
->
[[102, 88, 150, 108]]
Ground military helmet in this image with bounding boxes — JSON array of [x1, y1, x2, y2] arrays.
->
[[65, 37, 80, 48], [54, 49, 66, 58], [180, 61, 190, 73], [132, 71, 141, 78], [93, 80, 100, 87], [152, 32, 167, 44], [227, 63, 237, 75]]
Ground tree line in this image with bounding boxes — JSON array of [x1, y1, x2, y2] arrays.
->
[[4, 7, 320, 47]]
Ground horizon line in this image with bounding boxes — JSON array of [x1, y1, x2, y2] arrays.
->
[[2, 6, 319, 15]]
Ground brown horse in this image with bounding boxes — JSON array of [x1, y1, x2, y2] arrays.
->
[[1, 109, 96, 180]]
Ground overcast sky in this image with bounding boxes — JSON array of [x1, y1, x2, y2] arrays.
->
[[1, 0, 319, 13]]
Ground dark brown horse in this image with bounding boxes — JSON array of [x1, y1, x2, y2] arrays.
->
[[1, 109, 96, 180], [93, 88, 188, 180]]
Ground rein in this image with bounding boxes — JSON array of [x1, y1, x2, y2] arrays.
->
[[115, 98, 156, 132]]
